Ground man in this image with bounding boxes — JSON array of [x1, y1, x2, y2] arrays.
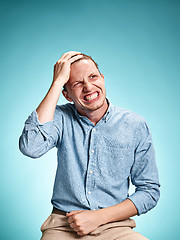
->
[[19, 51, 160, 240]]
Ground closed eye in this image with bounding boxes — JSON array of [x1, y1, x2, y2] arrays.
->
[[72, 81, 82, 88]]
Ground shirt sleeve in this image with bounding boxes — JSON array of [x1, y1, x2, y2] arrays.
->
[[19, 107, 62, 158], [127, 118, 160, 215]]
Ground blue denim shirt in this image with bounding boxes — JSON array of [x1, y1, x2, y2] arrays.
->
[[19, 100, 160, 215]]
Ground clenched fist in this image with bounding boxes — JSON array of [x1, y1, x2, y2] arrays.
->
[[67, 210, 103, 236]]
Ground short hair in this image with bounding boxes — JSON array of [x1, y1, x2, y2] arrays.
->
[[63, 53, 100, 91]]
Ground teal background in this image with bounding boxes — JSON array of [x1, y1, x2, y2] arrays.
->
[[1, 0, 180, 239]]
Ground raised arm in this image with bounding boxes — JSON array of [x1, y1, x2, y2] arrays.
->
[[36, 51, 83, 123], [19, 51, 83, 158]]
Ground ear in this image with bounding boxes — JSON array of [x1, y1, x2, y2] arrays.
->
[[101, 73, 104, 79], [62, 90, 73, 102]]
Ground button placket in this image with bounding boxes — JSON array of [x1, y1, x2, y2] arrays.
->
[[86, 127, 97, 208]]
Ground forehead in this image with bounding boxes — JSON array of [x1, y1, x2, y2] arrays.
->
[[70, 59, 98, 78]]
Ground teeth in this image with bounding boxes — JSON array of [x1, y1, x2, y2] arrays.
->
[[84, 92, 98, 101]]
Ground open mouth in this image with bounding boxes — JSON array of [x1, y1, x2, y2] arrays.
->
[[83, 91, 99, 102]]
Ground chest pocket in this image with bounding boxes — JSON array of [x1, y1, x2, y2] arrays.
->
[[98, 138, 134, 180]]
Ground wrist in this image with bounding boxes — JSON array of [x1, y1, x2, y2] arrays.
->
[[52, 79, 65, 89], [52, 76, 68, 87], [95, 208, 109, 225]]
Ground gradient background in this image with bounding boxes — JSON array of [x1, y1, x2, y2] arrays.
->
[[1, 0, 180, 239]]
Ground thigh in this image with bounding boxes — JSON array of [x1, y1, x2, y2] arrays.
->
[[41, 229, 81, 240], [90, 226, 148, 240], [40, 214, 148, 240], [116, 230, 149, 240], [88, 220, 148, 240], [40, 213, 82, 240]]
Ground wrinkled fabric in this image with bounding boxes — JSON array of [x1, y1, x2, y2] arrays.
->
[[19, 99, 160, 215], [40, 213, 149, 240]]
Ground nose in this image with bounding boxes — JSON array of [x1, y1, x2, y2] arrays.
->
[[83, 79, 93, 92]]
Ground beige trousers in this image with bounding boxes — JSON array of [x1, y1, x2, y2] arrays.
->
[[40, 213, 149, 240]]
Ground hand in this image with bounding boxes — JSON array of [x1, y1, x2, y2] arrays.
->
[[66, 210, 103, 236], [53, 51, 83, 85]]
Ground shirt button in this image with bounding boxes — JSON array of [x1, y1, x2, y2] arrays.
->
[[88, 191, 91, 195], [91, 149, 94, 153], [92, 128, 96, 132], [93, 208, 96, 211], [89, 170, 93, 174]]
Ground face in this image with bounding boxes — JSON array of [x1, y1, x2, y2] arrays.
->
[[63, 59, 107, 115]]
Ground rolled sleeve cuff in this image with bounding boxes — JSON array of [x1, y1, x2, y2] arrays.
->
[[24, 110, 56, 139], [127, 190, 159, 216]]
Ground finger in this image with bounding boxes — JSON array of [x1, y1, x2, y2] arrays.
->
[[53, 63, 64, 77], [56, 54, 83, 69], [61, 53, 83, 65], [63, 51, 82, 60], [69, 222, 78, 229], [57, 51, 81, 63], [54, 61, 63, 70], [77, 231, 86, 236], [66, 212, 74, 217], [68, 55, 84, 64], [66, 210, 83, 217], [68, 216, 74, 223], [56, 54, 83, 68], [74, 227, 81, 232]]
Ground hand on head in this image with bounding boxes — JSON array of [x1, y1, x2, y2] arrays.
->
[[53, 51, 83, 86]]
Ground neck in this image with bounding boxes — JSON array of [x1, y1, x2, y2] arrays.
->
[[77, 99, 109, 125]]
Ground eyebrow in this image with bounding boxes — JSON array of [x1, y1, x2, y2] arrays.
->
[[72, 80, 81, 85], [71, 72, 98, 85]]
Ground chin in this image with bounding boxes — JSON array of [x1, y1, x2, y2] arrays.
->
[[83, 99, 106, 112]]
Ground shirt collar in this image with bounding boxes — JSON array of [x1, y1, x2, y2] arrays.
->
[[101, 98, 112, 123], [73, 98, 112, 124]]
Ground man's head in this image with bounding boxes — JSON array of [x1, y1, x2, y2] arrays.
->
[[62, 54, 107, 116]]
